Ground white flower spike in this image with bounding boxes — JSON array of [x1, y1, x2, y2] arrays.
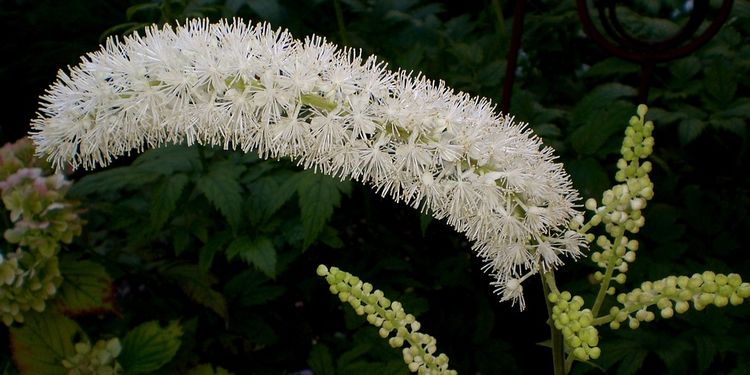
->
[[30, 19, 584, 308]]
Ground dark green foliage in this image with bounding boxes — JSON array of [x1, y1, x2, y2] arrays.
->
[[1, 0, 749, 374]]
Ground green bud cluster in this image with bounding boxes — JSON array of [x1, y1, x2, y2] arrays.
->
[[578, 105, 655, 301], [583, 105, 654, 238], [608, 272, 750, 330], [62, 338, 123, 375], [317, 264, 456, 375], [548, 291, 600, 361], [0, 138, 83, 326]]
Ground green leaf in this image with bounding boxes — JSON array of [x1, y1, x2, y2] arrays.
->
[[224, 270, 285, 306], [307, 344, 335, 375], [196, 160, 244, 229], [160, 264, 228, 322], [297, 171, 350, 248], [132, 145, 201, 175], [10, 311, 82, 375], [704, 61, 737, 104], [670, 56, 701, 81], [570, 101, 634, 155], [69, 167, 160, 197], [56, 258, 114, 315], [150, 173, 189, 230], [419, 212, 432, 236], [119, 320, 182, 375], [125, 3, 160, 20], [186, 364, 232, 375], [199, 231, 232, 273], [571, 83, 637, 128], [566, 158, 610, 200], [226, 236, 277, 278], [246, 171, 301, 224], [585, 58, 640, 78], [678, 118, 706, 145]]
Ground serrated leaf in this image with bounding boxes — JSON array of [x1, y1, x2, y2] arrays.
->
[[150, 174, 189, 230], [119, 320, 182, 375], [160, 263, 228, 322], [196, 160, 244, 229], [297, 171, 350, 248], [226, 236, 277, 278], [307, 344, 335, 375], [678, 118, 706, 145], [10, 311, 82, 375], [56, 258, 114, 315]]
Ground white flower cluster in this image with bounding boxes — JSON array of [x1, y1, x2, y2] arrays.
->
[[30, 19, 584, 307]]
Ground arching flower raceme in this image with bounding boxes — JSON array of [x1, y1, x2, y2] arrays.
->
[[30, 19, 584, 308]]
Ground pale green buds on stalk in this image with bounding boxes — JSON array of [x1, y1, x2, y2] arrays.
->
[[548, 292, 600, 361], [317, 265, 456, 375], [578, 105, 655, 308], [0, 139, 83, 326], [608, 272, 750, 330], [62, 338, 123, 375]]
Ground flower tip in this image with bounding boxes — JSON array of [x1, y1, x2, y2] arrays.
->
[[637, 104, 648, 118]]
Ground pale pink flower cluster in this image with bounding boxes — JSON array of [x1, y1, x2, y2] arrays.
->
[[31, 19, 584, 308]]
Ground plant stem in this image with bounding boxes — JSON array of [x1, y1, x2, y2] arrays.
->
[[541, 270, 566, 375], [490, 0, 506, 36], [591, 234, 624, 317], [332, 0, 349, 45]]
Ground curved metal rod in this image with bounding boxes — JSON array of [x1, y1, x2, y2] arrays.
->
[[605, 0, 709, 49], [577, 0, 734, 63]]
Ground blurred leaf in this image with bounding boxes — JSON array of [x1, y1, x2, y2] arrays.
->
[[704, 62, 737, 104], [678, 118, 706, 145], [56, 258, 115, 315], [160, 264, 228, 322], [566, 158, 610, 199], [297, 171, 350, 248], [150, 173, 189, 230], [224, 270, 285, 306], [199, 231, 232, 272], [10, 311, 81, 375], [196, 160, 244, 229], [570, 100, 633, 155], [308, 344, 335, 375], [69, 167, 160, 197], [119, 320, 182, 375], [585, 58, 640, 78], [670, 57, 702, 81], [133, 145, 201, 175], [226, 235, 276, 278], [186, 364, 233, 375], [572, 83, 637, 126]]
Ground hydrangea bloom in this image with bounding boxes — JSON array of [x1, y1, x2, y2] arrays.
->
[[30, 19, 584, 308]]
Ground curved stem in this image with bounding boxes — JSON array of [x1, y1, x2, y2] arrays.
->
[[541, 271, 565, 375], [332, 0, 349, 45]]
